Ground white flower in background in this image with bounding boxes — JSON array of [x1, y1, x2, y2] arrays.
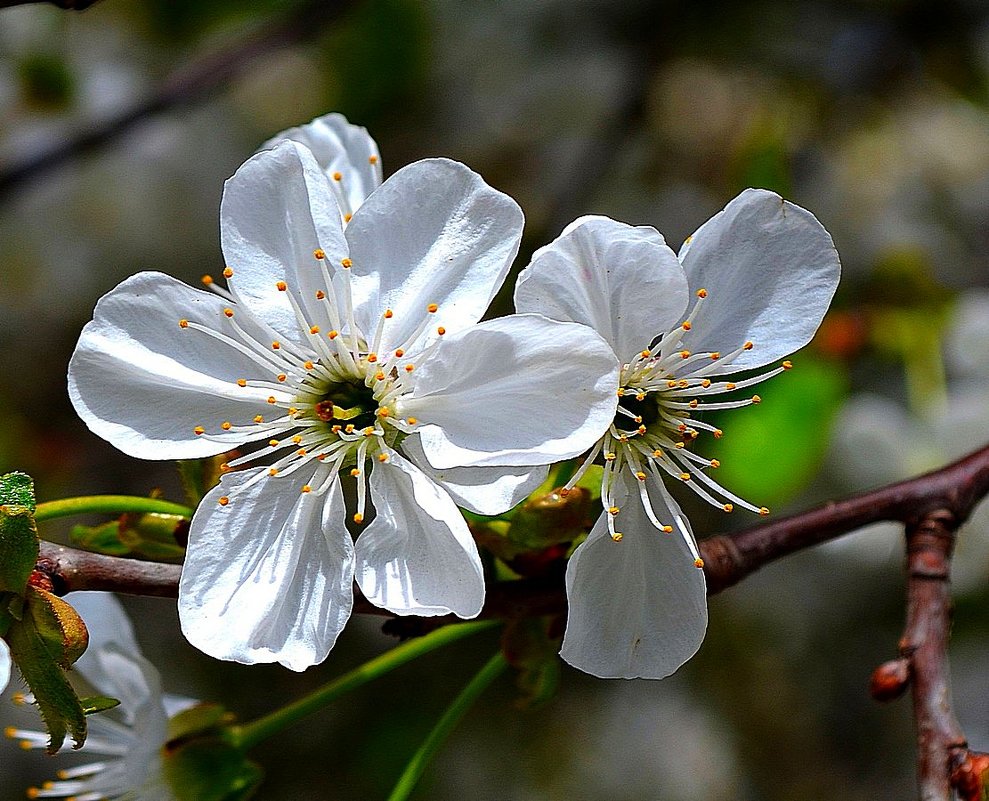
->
[[261, 112, 382, 224], [5, 592, 195, 801], [68, 141, 619, 671], [515, 189, 840, 678], [0, 640, 9, 695]]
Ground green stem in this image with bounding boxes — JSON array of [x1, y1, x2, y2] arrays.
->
[[387, 651, 508, 801], [33, 495, 194, 522], [228, 620, 499, 752]]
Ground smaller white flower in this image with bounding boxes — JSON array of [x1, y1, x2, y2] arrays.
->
[[515, 189, 841, 678], [4, 592, 196, 801], [261, 112, 382, 224], [0, 640, 10, 695]]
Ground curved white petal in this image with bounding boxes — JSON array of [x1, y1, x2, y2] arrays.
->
[[677, 189, 840, 372], [345, 158, 524, 353], [68, 272, 275, 460], [86, 645, 166, 729], [0, 639, 10, 693], [179, 468, 355, 671], [355, 451, 484, 618], [515, 215, 690, 363], [401, 434, 549, 515], [560, 474, 708, 679], [67, 592, 142, 699], [406, 314, 619, 469], [220, 141, 350, 344], [261, 112, 381, 214]]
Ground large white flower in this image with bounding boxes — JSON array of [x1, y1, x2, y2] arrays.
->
[[260, 112, 381, 223], [515, 189, 841, 678], [68, 141, 619, 671], [5, 592, 194, 801]]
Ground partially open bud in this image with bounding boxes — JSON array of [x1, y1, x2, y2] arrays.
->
[[869, 658, 911, 702], [950, 752, 989, 801]]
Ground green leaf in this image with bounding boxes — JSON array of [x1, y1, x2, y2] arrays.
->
[[70, 520, 131, 556], [707, 355, 849, 507], [5, 587, 89, 752], [80, 695, 121, 715], [501, 618, 561, 709], [0, 472, 39, 593], [71, 513, 186, 561]]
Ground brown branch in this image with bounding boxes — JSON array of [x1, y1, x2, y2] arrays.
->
[[0, 0, 358, 199], [0, 0, 101, 9]]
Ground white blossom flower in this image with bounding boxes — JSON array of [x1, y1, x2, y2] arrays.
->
[[515, 189, 840, 678], [5, 592, 195, 801], [68, 141, 619, 671], [260, 112, 381, 224], [0, 640, 10, 695]]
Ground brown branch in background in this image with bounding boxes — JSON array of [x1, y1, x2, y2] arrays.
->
[[0, 0, 357, 199]]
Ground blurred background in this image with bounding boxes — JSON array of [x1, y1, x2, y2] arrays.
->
[[1, 0, 988, 798]]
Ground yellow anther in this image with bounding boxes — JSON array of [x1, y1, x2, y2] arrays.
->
[[641, 349, 651, 358], [689, 399, 699, 408], [367, 353, 378, 363], [269, 439, 280, 446], [608, 506, 620, 515], [710, 352, 720, 360], [681, 321, 692, 330], [680, 473, 691, 481], [634, 415, 643, 423], [713, 428, 723, 438], [696, 288, 707, 298], [694, 558, 705, 569], [701, 379, 711, 388], [667, 380, 677, 389], [407, 417, 417, 425], [636, 392, 646, 400], [743, 341, 754, 350], [314, 248, 326, 260], [304, 361, 314, 370], [611, 531, 623, 542], [221, 421, 232, 431], [378, 407, 390, 418], [759, 507, 770, 516], [604, 452, 617, 461], [662, 525, 673, 533], [276, 281, 287, 292], [220, 463, 231, 472], [178, 319, 189, 328], [394, 348, 405, 357], [637, 425, 647, 434], [369, 155, 379, 164], [344, 213, 353, 223], [426, 303, 439, 313], [297, 449, 307, 456], [384, 309, 394, 318], [437, 326, 446, 335], [193, 426, 205, 436], [674, 441, 685, 449], [363, 426, 375, 436], [782, 360, 793, 370], [635, 471, 647, 481], [341, 258, 352, 268], [277, 374, 287, 382], [677, 423, 688, 432], [288, 408, 297, 416], [223, 308, 234, 318], [404, 364, 415, 372], [653, 449, 662, 457], [271, 341, 281, 350], [316, 453, 327, 461], [332, 171, 343, 181], [316, 290, 326, 300], [236, 378, 247, 387], [725, 382, 736, 390], [328, 330, 339, 339], [254, 415, 264, 423], [201, 274, 214, 285], [223, 267, 234, 278], [709, 459, 720, 468], [331, 425, 342, 433], [268, 468, 279, 476], [619, 434, 629, 443], [723, 503, 733, 512], [680, 350, 691, 359], [292, 435, 303, 444], [353, 513, 364, 524], [344, 424, 355, 433], [301, 485, 312, 493], [351, 468, 361, 477], [375, 371, 385, 381], [310, 325, 320, 334], [751, 394, 762, 404], [218, 496, 230, 506], [558, 488, 571, 497], [378, 453, 389, 462]]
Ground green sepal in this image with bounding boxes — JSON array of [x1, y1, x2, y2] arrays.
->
[[6, 586, 89, 752], [0, 472, 40, 593], [177, 456, 227, 508], [163, 704, 262, 801], [80, 695, 121, 716], [501, 617, 562, 709], [71, 512, 186, 561]]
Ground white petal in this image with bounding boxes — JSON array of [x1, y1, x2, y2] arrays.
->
[[68, 272, 275, 460], [401, 434, 549, 515], [406, 314, 619, 468], [515, 215, 689, 362], [85, 645, 164, 727], [345, 158, 523, 353], [179, 468, 355, 671], [220, 141, 350, 344], [355, 451, 484, 618], [560, 474, 708, 679], [677, 189, 840, 372], [0, 639, 10, 693], [67, 592, 142, 698], [261, 112, 381, 213]]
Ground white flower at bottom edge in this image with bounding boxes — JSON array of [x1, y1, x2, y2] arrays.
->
[[515, 190, 841, 678], [0, 640, 10, 695], [5, 592, 196, 801], [260, 111, 382, 225], [68, 141, 620, 672]]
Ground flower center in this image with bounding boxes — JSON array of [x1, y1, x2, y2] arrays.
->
[[314, 378, 380, 430]]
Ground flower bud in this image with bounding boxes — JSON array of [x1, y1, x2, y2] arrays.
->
[[869, 658, 910, 701]]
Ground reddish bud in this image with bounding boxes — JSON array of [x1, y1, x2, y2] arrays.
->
[[951, 752, 989, 801], [869, 658, 910, 702]]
